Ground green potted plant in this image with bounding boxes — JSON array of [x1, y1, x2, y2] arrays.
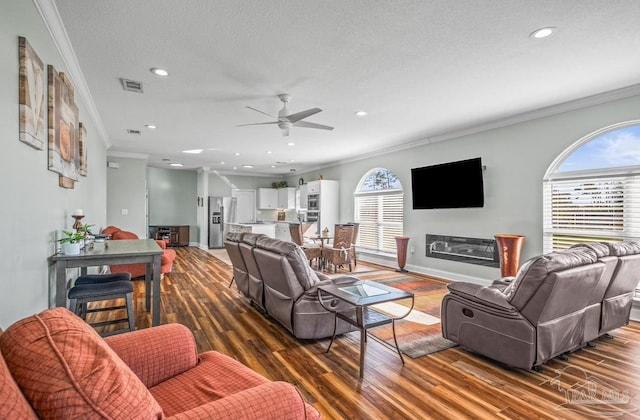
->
[[58, 225, 94, 255], [58, 230, 85, 255]]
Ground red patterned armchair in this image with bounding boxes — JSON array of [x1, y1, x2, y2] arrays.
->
[[0, 307, 320, 419], [101, 226, 176, 278]]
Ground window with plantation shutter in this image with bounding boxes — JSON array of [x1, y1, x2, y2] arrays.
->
[[543, 122, 640, 253], [354, 168, 403, 254]]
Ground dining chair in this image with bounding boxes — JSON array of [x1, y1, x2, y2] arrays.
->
[[347, 222, 359, 266], [321, 224, 354, 273], [289, 223, 321, 267]]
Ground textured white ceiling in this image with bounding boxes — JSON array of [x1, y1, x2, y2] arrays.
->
[[52, 0, 640, 175]]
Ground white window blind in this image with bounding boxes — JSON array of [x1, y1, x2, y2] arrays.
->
[[355, 192, 403, 253], [543, 175, 640, 252]]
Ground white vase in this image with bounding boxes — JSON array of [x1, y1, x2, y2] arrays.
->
[[63, 242, 81, 255]]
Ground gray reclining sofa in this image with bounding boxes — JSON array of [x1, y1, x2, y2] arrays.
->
[[441, 242, 640, 371], [225, 232, 358, 339]]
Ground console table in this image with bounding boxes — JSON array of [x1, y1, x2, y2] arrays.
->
[[49, 239, 163, 326], [149, 225, 189, 246]]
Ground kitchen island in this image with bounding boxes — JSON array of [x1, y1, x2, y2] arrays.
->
[[225, 222, 276, 238]]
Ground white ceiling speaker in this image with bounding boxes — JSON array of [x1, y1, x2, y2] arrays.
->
[[237, 94, 334, 137]]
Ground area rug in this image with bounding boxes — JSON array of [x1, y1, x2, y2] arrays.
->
[[353, 271, 458, 358], [207, 248, 231, 265]]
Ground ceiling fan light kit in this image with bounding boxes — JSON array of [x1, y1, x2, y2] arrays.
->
[[238, 94, 334, 137]]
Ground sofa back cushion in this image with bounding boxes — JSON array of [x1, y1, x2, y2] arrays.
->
[[0, 308, 162, 419], [101, 225, 122, 236], [504, 247, 598, 309], [111, 230, 139, 240], [0, 347, 38, 419], [255, 236, 319, 291]]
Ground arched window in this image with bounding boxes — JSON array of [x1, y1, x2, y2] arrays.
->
[[354, 168, 403, 253], [543, 121, 640, 252]]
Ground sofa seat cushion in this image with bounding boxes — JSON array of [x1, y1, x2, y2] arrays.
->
[[149, 350, 273, 416], [0, 308, 162, 419], [0, 351, 38, 419]]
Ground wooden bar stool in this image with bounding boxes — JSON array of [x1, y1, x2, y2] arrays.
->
[[68, 275, 135, 337]]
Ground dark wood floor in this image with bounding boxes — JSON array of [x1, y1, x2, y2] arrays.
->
[[97, 247, 640, 419]]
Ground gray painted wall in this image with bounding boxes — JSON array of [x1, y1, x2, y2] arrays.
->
[[0, 1, 107, 327], [286, 94, 640, 283], [106, 156, 147, 237], [147, 167, 198, 241]]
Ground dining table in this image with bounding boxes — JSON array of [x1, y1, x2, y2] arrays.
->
[[305, 234, 334, 269], [49, 239, 164, 326]]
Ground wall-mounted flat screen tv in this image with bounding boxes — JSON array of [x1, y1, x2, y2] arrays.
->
[[411, 157, 484, 209]]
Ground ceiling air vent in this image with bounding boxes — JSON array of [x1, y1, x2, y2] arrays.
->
[[126, 129, 141, 135], [120, 78, 144, 93]]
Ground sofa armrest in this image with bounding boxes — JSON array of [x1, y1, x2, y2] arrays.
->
[[104, 323, 198, 388], [446, 282, 516, 312], [166, 382, 319, 420], [162, 248, 177, 264], [315, 271, 331, 281]]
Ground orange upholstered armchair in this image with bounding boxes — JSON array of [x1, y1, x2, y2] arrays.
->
[[0, 307, 320, 419], [101, 226, 176, 278]]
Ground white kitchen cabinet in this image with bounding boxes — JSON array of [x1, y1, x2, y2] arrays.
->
[[305, 180, 339, 237], [258, 188, 278, 209], [297, 184, 308, 210], [307, 180, 321, 194], [275, 222, 291, 241], [277, 187, 296, 209]]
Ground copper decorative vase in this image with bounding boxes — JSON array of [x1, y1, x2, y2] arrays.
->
[[494, 234, 525, 277], [395, 236, 410, 273]]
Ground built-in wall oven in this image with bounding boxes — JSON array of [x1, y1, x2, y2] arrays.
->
[[307, 194, 319, 211], [306, 211, 319, 222]]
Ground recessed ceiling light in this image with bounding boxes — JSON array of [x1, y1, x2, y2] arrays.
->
[[145, 124, 157, 129], [242, 164, 254, 169], [530, 27, 556, 39], [234, 152, 240, 156], [271, 165, 276, 168], [233, 166, 237, 170], [169, 163, 183, 167], [287, 142, 295, 146], [266, 151, 272, 154], [290, 159, 295, 162], [150, 68, 169, 76], [220, 161, 225, 165], [182, 149, 203, 154], [355, 110, 368, 117]]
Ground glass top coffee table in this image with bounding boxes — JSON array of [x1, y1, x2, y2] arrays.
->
[[317, 278, 414, 379]]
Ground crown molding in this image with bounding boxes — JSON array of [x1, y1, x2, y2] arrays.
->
[[33, 0, 111, 148]]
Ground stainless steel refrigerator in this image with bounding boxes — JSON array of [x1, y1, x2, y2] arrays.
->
[[208, 196, 236, 248]]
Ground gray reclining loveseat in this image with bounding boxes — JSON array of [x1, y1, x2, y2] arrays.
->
[[441, 242, 640, 371], [224, 232, 358, 339]]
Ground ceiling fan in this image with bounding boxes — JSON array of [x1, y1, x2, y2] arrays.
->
[[238, 94, 334, 136]]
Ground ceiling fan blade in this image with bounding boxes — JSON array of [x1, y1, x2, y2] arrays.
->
[[285, 108, 322, 123], [237, 121, 278, 127], [293, 120, 334, 131], [246, 106, 277, 119]]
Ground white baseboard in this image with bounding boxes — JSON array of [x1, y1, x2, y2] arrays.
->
[[357, 253, 492, 286]]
